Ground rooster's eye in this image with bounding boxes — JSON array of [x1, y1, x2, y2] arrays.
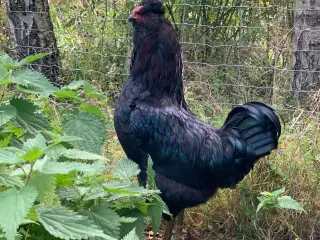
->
[[145, 13, 151, 17]]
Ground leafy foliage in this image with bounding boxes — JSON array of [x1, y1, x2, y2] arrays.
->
[[0, 186, 38, 240], [12, 69, 57, 95], [112, 157, 141, 180], [38, 206, 116, 240], [147, 198, 163, 235], [81, 203, 121, 239], [0, 169, 24, 187], [0, 105, 17, 126], [13, 53, 49, 68], [119, 209, 145, 239], [10, 98, 52, 136], [0, 149, 22, 164], [256, 187, 305, 213], [62, 112, 106, 154], [121, 228, 139, 240], [0, 53, 167, 240], [30, 173, 56, 203]]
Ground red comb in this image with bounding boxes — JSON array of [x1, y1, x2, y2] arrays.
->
[[133, 6, 143, 15]]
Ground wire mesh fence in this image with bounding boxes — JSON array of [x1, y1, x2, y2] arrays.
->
[[0, 0, 319, 121]]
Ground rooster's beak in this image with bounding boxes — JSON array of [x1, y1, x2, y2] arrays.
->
[[128, 14, 136, 22]]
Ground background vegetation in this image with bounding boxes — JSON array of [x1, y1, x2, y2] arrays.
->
[[0, 0, 319, 239]]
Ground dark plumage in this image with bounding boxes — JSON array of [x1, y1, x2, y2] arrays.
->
[[114, 0, 281, 219]]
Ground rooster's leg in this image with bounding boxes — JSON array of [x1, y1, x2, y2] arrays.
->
[[163, 218, 175, 240], [174, 209, 184, 240]]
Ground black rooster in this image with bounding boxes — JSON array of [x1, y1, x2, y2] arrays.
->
[[114, 0, 281, 238]]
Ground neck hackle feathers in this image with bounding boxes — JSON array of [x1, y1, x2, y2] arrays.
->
[[129, 0, 191, 110]]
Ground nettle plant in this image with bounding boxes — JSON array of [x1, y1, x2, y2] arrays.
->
[[0, 53, 169, 240], [256, 187, 305, 214]]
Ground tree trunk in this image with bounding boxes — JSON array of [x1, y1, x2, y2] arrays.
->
[[292, 0, 320, 106], [5, 0, 63, 86]]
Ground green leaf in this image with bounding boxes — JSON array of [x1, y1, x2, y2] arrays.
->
[[132, 201, 149, 216], [14, 53, 49, 67], [0, 68, 12, 84], [62, 149, 105, 161], [42, 132, 84, 144], [62, 80, 86, 90], [256, 202, 264, 213], [112, 158, 140, 180], [11, 155, 107, 176], [37, 206, 116, 240], [10, 98, 52, 136], [82, 203, 121, 239], [121, 228, 139, 240], [62, 112, 106, 154], [41, 130, 60, 141], [0, 56, 11, 82], [26, 206, 40, 222], [147, 158, 156, 189], [20, 219, 39, 226], [0, 134, 12, 148], [0, 105, 17, 126], [54, 90, 84, 102], [17, 84, 51, 96], [260, 191, 274, 197], [82, 105, 104, 119], [256, 195, 277, 214], [5, 122, 24, 137], [55, 171, 76, 187], [39, 158, 107, 175], [272, 187, 285, 197], [57, 186, 82, 201], [103, 181, 159, 197], [20, 134, 47, 162], [0, 149, 23, 164], [0, 53, 13, 67], [2, 147, 25, 155], [42, 192, 60, 205], [83, 187, 106, 201], [43, 144, 67, 160], [30, 173, 56, 203], [119, 209, 145, 239], [84, 86, 104, 98], [0, 61, 7, 73], [147, 198, 163, 235], [154, 195, 171, 217], [0, 186, 38, 240], [20, 147, 42, 162], [12, 69, 57, 96], [0, 171, 24, 187], [277, 196, 305, 212], [23, 133, 47, 151]]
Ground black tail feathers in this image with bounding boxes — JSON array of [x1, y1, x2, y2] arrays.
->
[[223, 102, 282, 158]]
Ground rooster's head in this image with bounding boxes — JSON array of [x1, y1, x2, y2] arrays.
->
[[128, 0, 165, 29]]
